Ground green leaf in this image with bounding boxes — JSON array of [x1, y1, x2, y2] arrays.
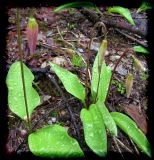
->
[[111, 112, 151, 157], [28, 125, 84, 158], [133, 46, 149, 54], [108, 6, 135, 25], [137, 2, 152, 13], [6, 61, 40, 120], [96, 101, 117, 136], [49, 62, 85, 103], [80, 104, 107, 157], [91, 58, 112, 102], [54, 1, 95, 13]]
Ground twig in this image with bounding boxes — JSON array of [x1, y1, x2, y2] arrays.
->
[[130, 139, 140, 155], [115, 137, 133, 153], [113, 136, 125, 159], [115, 28, 148, 48], [80, 8, 147, 37]]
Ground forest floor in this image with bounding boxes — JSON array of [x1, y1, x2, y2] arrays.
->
[[5, 6, 149, 159]]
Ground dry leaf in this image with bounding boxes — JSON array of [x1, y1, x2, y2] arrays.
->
[[124, 104, 147, 134]]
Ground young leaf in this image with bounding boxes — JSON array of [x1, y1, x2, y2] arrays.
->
[[54, 1, 95, 13], [28, 125, 84, 158], [80, 104, 107, 157], [137, 1, 152, 13], [49, 62, 85, 103], [96, 101, 117, 136], [133, 46, 149, 54], [6, 61, 40, 120], [108, 6, 135, 25], [125, 73, 133, 98], [111, 112, 151, 157], [91, 59, 112, 102]]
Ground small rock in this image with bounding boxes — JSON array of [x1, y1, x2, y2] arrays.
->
[[105, 50, 109, 56], [109, 55, 120, 61], [90, 42, 100, 51], [51, 117, 57, 123], [77, 48, 84, 53], [116, 65, 127, 76], [48, 120, 52, 125], [52, 56, 67, 66], [20, 129, 28, 138]]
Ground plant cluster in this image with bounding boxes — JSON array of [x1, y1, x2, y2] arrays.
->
[[6, 6, 151, 158]]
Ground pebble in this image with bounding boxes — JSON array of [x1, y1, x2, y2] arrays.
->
[[77, 48, 84, 53], [115, 65, 127, 76], [48, 120, 52, 125], [109, 55, 120, 61], [51, 117, 57, 123]]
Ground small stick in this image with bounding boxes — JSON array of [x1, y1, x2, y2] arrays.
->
[[115, 28, 148, 48], [113, 136, 125, 159]]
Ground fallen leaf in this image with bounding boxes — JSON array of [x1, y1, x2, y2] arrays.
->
[[124, 105, 147, 134]]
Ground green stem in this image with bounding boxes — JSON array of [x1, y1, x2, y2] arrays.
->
[[17, 8, 32, 133]]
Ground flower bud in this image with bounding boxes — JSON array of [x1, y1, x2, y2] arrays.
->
[[125, 73, 133, 98], [98, 39, 107, 73], [26, 17, 38, 54], [132, 55, 145, 72]]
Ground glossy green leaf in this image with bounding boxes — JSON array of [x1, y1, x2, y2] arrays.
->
[[54, 1, 95, 13], [133, 46, 149, 54], [108, 6, 135, 25], [111, 112, 151, 157], [49, 62, 85, 103], [80, 104, 107, 156], [6, 61, 40, 120], [28, 125, 84, 158], [96, 101, 117, 136], [91, 57, 112, 102]]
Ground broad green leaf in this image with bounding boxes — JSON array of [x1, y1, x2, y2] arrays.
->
[[133, 46, 149, 54], [108, 6, 135, 25], [96, 101, 117, 136], [49, 62, 85, 103], [91, 57, 112, 102], [111, 112, 151, 157], [6, 61, 40, 120], [54, 1, 95, 13], [80, 104, 107, 156], [28, 125, 84, 158]]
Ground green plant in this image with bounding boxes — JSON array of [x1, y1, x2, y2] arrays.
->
[[6, 9, 84, 158], [137, 1, 152, 13], [112, 80, 125, 94], [140, 71, 149, 81], [6, 8, 151, 158], [108, 6, 135, 25], [50, 39, 151, 157], [133, 45, 149, 54], [53, 1, 95, 13]]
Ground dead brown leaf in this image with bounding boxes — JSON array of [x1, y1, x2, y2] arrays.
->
[[124, 104, 147, 134]]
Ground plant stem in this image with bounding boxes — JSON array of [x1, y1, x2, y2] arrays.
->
[[94, 69, 101, 103], [17, 8, 32, 133], [85, 38, 92, 108], [105, 48, 133, 103]]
